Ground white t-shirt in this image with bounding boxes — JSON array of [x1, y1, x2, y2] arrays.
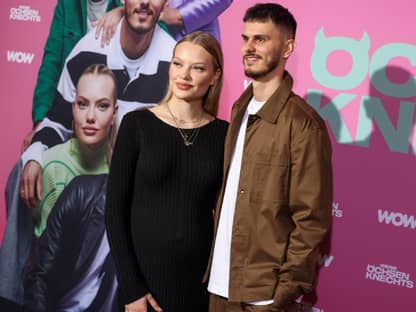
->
[[208, 97, 273, 306], [87, 0, 109, 31]]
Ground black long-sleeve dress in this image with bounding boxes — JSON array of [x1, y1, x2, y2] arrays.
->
[[105, 109, 227, 311]]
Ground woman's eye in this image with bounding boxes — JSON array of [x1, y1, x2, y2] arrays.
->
[[98, 102, 110, 111], [77, 101, 88, 109], [193, 66, 205, 72], [172, 61, 182, 67]]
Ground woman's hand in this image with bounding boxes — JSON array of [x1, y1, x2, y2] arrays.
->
[[20, 160, 42, 208], [125, 293, 163, 312], [92, 6, 124, 47]]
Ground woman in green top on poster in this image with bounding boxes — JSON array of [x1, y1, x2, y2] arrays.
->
[[31, 63, 118, 237]]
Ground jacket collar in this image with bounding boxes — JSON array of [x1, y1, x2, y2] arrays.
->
[[234, 70, 294, 124]]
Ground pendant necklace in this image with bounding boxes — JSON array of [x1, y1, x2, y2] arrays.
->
[[166, 104, 202, 146]]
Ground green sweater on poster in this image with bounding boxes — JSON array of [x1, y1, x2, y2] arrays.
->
[[32, 0, 122, 124], [34, 138, 109, 237]]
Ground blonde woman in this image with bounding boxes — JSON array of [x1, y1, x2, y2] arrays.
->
[[106, 31, 227, 312]]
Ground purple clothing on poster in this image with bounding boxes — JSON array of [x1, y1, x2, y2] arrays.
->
[[169, 0, 233, 42]]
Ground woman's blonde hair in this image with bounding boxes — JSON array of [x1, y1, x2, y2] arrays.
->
[[78, 63, 118, 103], [162, 31, 224, 116]]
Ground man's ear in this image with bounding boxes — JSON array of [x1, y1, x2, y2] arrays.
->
[[283, 39, 296, 59]]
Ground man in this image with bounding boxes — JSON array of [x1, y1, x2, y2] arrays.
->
[[21, 0, 175, 202], [0, 0, 175, 305], [207, 3, 333, 311]]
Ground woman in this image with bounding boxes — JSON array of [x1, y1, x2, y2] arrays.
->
[[106, 31, 227, 312], [32, 63, 118, 238]]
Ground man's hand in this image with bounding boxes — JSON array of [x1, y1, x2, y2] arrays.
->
[[125, 293, 163, 312], [20, 160, 42, 208], [159, 7, 183, 27], [92, 6, 124, 47]]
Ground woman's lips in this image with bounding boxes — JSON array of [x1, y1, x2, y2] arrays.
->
[[82, 127, 98, 135], [176, 82, 193, 90]]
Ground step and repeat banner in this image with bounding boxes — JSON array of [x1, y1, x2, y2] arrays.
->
[[1, 0, 414, 311]]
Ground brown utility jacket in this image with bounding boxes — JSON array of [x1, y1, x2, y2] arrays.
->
[[205, 71, 333, 308]]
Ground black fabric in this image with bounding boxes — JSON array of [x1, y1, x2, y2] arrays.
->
[[67, 51, 107, 88], [106, 110, 228, 311], [24, 174, 117, 311], [46, 92, 73, 130], [31, 127, 66, 148], [116, 62, 170, 103]]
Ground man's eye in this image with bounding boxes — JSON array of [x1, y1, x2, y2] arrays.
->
[[172, 61, 182, 67]]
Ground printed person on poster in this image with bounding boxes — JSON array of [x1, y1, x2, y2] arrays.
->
[[0, 0, 176, 306], [207, 3, 333, 311]]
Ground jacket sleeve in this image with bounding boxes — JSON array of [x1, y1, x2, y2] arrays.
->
[[22, 32, 89, 166], [31, 0, 67, 125], [105, 112, 148, 304], [24, 176, 81, 311], [273, 120, 333, 308], [176, 0, 233, 34]]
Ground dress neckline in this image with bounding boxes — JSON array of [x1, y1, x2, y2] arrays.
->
[[144, 108, 217, 131]]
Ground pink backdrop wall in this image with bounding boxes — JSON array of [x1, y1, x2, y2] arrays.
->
[[1, 1, 415, 310]]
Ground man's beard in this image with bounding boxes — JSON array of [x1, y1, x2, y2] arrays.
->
[[125, 5, 157, 35], [244, 54, 281, 79]]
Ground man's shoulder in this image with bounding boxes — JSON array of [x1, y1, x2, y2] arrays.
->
[[67, 29, 108, 60], [151, 25, 176, 60], [285, 93, 327, 131]]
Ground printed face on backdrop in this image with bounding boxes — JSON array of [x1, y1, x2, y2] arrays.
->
[[123, 0, 167, 35], [169, 42, 220, 103], [242, 20, 289, 80], [72, 74, 117, 149]]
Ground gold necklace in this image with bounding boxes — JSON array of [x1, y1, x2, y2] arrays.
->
[[166, 104, 202, 146]]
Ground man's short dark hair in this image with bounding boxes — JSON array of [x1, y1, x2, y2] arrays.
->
[[243, 3, 297, 39]]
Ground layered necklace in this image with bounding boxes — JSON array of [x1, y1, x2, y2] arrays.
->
[[166, 103, 203, 146]]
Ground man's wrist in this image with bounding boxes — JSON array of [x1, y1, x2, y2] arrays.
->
[[21, 142, 46, 168]]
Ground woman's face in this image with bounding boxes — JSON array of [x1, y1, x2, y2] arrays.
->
[[72, 73, 117, 149], [169, 42, 219, 103]]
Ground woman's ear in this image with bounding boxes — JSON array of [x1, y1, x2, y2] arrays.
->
[[210, 69, 221, 86], [112, 105, 119, 125]]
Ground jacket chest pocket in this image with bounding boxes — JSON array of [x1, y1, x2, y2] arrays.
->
[[250, 142, 290, 203], [255, 140, 289, 166]]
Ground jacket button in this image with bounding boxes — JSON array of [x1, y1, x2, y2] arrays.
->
[[239, 189, 245, 194]]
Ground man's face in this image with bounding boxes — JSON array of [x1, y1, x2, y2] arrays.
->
[[124, 0, 166, 35], [241, 20, 287, 80]]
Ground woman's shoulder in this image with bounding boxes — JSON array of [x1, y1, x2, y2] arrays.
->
[[212, 118, 229, 132], [122, 108, 154, 124], [42, 140, 72, 162]]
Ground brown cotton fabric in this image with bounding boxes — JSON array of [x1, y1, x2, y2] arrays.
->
[[205, 71, 333, 309]]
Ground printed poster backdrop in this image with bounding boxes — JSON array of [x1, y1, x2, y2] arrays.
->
[[1, 0, 415, 311]]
